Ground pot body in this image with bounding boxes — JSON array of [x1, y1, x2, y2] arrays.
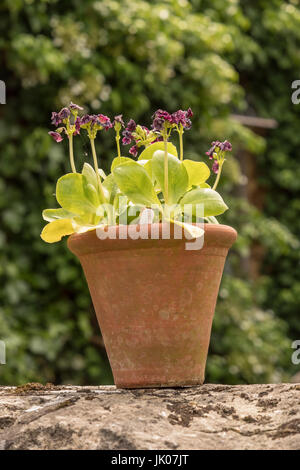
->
[[68, 223, 237, 388]]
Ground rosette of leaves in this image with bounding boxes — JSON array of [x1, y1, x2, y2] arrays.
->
[[111, 142, 228, 238]]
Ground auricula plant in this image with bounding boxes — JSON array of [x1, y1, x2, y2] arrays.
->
[[41, 103, 232, 243]]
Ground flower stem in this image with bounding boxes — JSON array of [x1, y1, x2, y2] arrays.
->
[[212, 161, 223, 191], [164, 134, 168, 205], [68, 134, 76, 173], [90, 138, 106, 203], [116, 132, 121, 162], [179, 125, 184, 161]]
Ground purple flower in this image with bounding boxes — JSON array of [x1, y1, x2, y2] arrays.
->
[[154, 109, 173, 121], [220, 140, 232, 152], [80, 114, 92, 125], [74, 117, 81, 135], [114, 114, 125, 127], [122, 130, 132, 145], [151, 109, 173, 131], [69, 102, 83, 111], [129, 145, 138, 157], [171, 109, 192, 129], [48, 131, 63, 143], [206, 140, 232, 158], [122, 119, 137, 145], [212, 161, 219, 174], [126, 119, 136, 132], [186, 107, 193, 119], [58, 107, 70, 120], [152, 117, 165, 132], [51, 112, 61, 127], [97, 114, 112, 130]]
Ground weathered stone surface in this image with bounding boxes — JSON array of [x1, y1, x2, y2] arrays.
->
[[0, 383, 299, 450]]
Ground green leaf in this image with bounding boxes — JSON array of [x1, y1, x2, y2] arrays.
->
[[98, 169, 107, 180], [111, 156, 133, 171], [152, 150, 188, 204], [56, 173, 97, 215], [180, 188, 228, 217], [138, 142, 178, 160], [40, 219, 74, 243], [183, 160, 210, 188], [137, 159, 153, 179], [113, 161, 161, 207], [83, 183, 100, 207], [167, 218, 204, 239], [102, 173, 120, 204], [82, 163, 98, 189], [205, 216, 219, 224], [42, 208, 75, 222]]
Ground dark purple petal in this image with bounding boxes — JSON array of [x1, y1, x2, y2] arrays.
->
[[97, 114, 112, 130], [212, 161, 219, 174], [80, 114, 92, 125], [58, 107, 71, 120], [171, 109, 193, 129], [48, 131, 63, 143], [151, 117, 164, 131], [74, 117, 81, 135], [126, 119, 136, 132], [186, 107, 193, 118], [69, 102, 83, 111], [129, 145, 138, 157], [114, 114, 125, 127], [222, 140, 232, 152], [51, 112, 61, 126]]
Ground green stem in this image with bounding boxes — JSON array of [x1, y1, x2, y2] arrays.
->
[[90, 138, 106, 203], [164, 134, 168, 205], [116, 133, 121, 162], [212, 161, 223, 191], [179, 125, 184, 161], [68, 134, 76, 173]]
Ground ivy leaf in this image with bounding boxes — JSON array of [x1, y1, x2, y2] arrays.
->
[[183, 160, 210, 189], [56, 173, 97, 215], [180, 188, 228, 216], [152, 150, 188, 204], [113, 161, 161, 207], [40, 219, 74, 243], [138, 141, 178, 160]]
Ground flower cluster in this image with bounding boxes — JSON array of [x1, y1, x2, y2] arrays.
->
[[206, 140, 232, 174], [122, 120, 158, 157], [48, 103, 115, 143], [151, 108, 193, 132]]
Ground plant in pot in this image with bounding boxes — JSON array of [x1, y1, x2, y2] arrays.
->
[[42, 104, 237, 388]]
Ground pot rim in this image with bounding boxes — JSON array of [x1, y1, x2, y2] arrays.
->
[[68, 223, 237, 256]]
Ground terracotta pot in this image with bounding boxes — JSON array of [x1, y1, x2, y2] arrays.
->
[[68, 223, 237, 388]]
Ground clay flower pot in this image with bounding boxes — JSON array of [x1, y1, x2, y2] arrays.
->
[[68, 223, 237, 388]]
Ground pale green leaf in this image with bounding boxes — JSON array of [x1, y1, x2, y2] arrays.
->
[[180, 188, 228, 217], [152, 150, 188, 204], [111, 156, 133, 172], [56, 173, 96, 215], [40, 219, 74, 243], [113, 161, 161, 207], [138, 142, 178, 160], [183, 160, 210, 188], [42, 208, 75, 222]]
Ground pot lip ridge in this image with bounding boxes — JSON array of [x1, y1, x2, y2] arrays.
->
[[67, 223, 237, 256]]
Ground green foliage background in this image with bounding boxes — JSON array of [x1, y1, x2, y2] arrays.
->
[[0, 0, 299, 385]]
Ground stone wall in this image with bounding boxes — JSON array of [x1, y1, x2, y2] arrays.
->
[[0, 383, 299, 450]]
